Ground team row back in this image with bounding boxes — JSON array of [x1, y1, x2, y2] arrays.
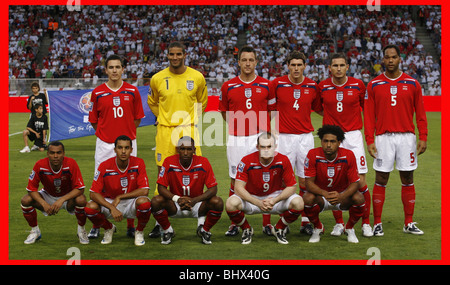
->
[[21, 42, 427, 246]]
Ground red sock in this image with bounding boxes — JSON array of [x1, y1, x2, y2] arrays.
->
[[372, 183, 386, 224], [304, 204, 322, 229], [153, 209, 171, 231], [227, 210, 250, 229], [203, 210, 222, 232], [85, 207, 112, 230], [21, 205, 37, 227], [127, 219, 135, 229], [401, 184, 416, 226], [359, 185, 371, 225], [345, 202, 365, 229], [299, 186, 309, 225], [275, 209, 302, 230], [262, 213, 271, 226], [74, 206, 86, 226], [332, 210, 344, 224], [136, 202, 151, 231]]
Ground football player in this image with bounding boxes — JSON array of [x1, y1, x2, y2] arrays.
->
[[151, 136, 223, 245], [85, 135, 151, 246], [226, 132, 304, 245], [303, 125, 365, 243], [21, 141, 88, 244]]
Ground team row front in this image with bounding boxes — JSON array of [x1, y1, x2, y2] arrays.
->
[[21, 126, 376, 246]]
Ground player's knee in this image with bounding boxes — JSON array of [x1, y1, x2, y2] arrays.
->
[[75, 194, 87, 207], [136, 196, 151, 207], [302, 192, 315, 206], [225, 195, 241, 211], [150, 195, 165, 211], [20, 194, 33, 207], [352, 191, 365, 205], [209, 196, 224, 211], [290, 196, 304, 211], [85, 200, 100, 211]]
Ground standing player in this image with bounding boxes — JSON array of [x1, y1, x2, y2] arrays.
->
[[88, 54, 145, 238], [226, 132, 304, 245], [364, 45, 428, 236], [219, 45, 273, 236], [85, 135, 151, 246], [21, 141, 89, 244], [303, 125, 365, 243], [147, 41, 208, 237], [318, 53, 372, 237], [151, 136, 223, 245], [269, 50, 322, 234], [27, 82, 48, 117]]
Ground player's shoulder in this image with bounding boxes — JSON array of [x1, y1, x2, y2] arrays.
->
[[186, 66, 206, 79], [318, 77, 332, 88], [338, 147, 356, 160], [63, 156, 79, 165], [99, 156, 116, 169], [242, 150, 259, 163], [271, 75, 289, 85], [152, 67, 170, 80], [121, 81, 138, 91], [130, 155, 146, 166], [347, 76, 365, 86], [34, 157, 50, 168], [255, 75, 270, 84], [399, 73, 421, 86]]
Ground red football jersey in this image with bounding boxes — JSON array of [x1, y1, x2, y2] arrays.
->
[[319, 77, 366, 132], [304, 147, 360, 193], [219, 76, 272, 136], [89, 81, 145, 143], [364, 72, 428, 145], [235, 151, 297, 196], [269, 75, 321, 134], [90, 156, 149, 199], [27, 157, 85, 197], [157, 154, 217, 197]]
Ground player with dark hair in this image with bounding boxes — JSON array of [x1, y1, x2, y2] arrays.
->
[[219, 45, 274, 236], [27, 82, 48, 116], [151, 136, 223, 245], [269, 50, 322, 235], [318, 53, 372, 237], [85, 135, 151, 246], [303, 125, 365, 243], [364, 44, 428, 236], [21, 141, 89, 244], [226, 132, 304, 245], [147, 41, 208, 238], [88, 54, 145, 238], [20, 104, 48, 153]]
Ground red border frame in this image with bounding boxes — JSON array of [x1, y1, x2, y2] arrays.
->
[[3, 0, 447, 266]]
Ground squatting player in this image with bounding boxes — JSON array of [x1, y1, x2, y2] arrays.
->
[[88, 54, 145, 238], [318, 53, 372, 237], [85, 135, 151, 246], [151, 136, 223, 245], [219, 45, 274, 236], [226, 132, 304, 245], [269, 50, 322, 235], [303, 125, 365, 243], [364, 45, 428, 236], [21, 141, 89, 244]]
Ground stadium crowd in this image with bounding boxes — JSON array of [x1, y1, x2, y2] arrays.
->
[[9, 5, 441, 94]]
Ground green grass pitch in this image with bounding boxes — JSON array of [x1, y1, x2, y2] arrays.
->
[[8, 111, 441, 263]]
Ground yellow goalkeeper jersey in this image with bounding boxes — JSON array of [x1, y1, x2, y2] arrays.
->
[[148, 67, 208, 127]]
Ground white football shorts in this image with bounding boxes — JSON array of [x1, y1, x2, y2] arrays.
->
[[94, 137, 137, 173], [99, 196, 150, 219], [373, 132, 418, 172], [340, 130, 368, 174], [226, 133, 259, 179], [232, 190, 301, 215], [277, 132, 314, 177]]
